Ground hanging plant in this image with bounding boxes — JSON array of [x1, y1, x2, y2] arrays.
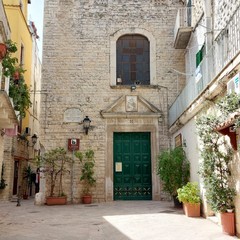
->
[[1, 40, 31, 118], [0, 43, 7, 60], [9, 77, 31, 118], [2, 40, 18, 78]]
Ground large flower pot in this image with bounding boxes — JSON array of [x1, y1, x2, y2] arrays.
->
[[221, 212, 235, 236], [82, 195, 92, 204], [0, 43, 7, 60], [46, 196, 67, 205], [183, 203, 200, 217]]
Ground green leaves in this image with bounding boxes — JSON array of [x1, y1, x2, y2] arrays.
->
[[2, 40, 31, 118], [196, 93, 238, 212], [177, 182, 200, 204], [157, 147, 190, 197], [75, 149, 96, 195], [9, 78, 31, 118], [36, 147, 72, 197]]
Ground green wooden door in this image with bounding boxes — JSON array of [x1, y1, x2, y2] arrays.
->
[[114, 132, 152, 200]]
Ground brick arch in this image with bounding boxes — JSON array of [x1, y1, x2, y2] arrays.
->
[[110, 28, 157, 86]]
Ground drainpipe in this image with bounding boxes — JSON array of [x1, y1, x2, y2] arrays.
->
[[205, 0, 213, 80], [205, 0, 213, 51]]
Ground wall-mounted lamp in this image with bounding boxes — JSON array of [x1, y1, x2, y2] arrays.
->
[[28, 134, 38, 147], [83, 116, 91, 135]]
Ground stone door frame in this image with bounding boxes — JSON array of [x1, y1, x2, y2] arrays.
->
[[105, 119, 160, 201]]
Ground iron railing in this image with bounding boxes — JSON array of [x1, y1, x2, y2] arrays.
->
[[169, 5, 240, 126]]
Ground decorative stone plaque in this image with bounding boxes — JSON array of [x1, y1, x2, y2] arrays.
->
[[126, 96, 138, 112], [64, 108, 81, 123]]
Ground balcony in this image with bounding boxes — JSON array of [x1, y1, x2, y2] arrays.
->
[[169, 5, 240, 127], [0, 68, 18, 129], [174, 7, 193, 49]]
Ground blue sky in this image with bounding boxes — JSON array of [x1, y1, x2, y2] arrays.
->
[[28, 0, 44, 60]]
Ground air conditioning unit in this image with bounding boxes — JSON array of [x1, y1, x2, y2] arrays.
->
[[227, 73, 240, 94]]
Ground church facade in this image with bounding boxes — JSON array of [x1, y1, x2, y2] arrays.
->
[[40, 0, 186, 203]]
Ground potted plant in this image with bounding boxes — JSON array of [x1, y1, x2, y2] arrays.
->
[[22, 165, 34, 199], [75, 149, 96, 204], [177, 182, 201, 217], [196, 94, 238, 236], [36, 147, 72, 205], [0, 43, 7, 60], [157, 147, 190, 207]]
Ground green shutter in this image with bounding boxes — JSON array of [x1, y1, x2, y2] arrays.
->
[[196, 44, 204, 67]]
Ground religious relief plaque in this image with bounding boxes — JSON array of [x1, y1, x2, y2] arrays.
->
[[64, 108, 82, 123], [126, 96, 138, 112]]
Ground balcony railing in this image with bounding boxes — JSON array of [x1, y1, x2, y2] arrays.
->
[[0, 65, 9, 94], [169, 5, 240, 126]]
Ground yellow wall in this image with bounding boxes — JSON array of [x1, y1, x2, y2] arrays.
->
[[3, 0, 32, 130]]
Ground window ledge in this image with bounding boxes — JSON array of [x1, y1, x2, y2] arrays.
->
[[110, 85, 159, 89]]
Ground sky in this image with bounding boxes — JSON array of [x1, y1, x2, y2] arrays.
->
[[28, 0, 44, 61]]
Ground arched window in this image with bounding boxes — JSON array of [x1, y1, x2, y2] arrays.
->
[[116, 35, 150, 85]]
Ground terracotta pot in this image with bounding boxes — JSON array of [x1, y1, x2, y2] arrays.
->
[[221, 212, 235, 236], [23, 194, 28, 200], [82, 195, 92, 204], [183, 203, 200, 217], [46, 196, 67, 205], [0, 43, 7, 60], [13, 71, 20, 80]]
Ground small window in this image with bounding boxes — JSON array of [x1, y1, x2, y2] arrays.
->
[[187, 0, 192, 26], [116, 35, 150, 85], [20, 44, 24, 66]]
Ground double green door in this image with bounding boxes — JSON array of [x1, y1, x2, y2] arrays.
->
[[113, 132, 152, 200]]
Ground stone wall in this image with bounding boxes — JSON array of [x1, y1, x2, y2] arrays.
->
[[213, 0, 240, 35], [41, 0, 187, 202], [0, 137, 29, 201]]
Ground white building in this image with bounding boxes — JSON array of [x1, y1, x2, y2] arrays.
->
[[170, 0, 240, 236]]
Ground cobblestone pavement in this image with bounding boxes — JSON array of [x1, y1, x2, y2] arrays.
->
[[0, 200, 238, 240]]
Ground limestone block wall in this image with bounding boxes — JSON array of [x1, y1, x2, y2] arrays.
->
[[213, 0, 240, 36], [41, 0, 187, 202], [0, 137, 29, 201], [0, 136, 3, 183], [0, 137, 14, 201]]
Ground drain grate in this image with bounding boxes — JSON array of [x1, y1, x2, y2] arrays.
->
[[159, 210, 176, 213], [84, 204, 98, 207]]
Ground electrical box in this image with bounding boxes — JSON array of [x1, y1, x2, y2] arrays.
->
[[68, 138, 80, 151]]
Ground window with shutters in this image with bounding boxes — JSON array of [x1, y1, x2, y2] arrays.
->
[[196, 44, 205, 67]]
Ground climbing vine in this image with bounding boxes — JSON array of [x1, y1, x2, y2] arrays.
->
[[1, 40, 31, 118], [196, 93, 239, 212]]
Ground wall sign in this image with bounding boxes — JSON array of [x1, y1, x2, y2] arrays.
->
[[175, 134, 182, 147], [115, 162, 122, 172], [68, 138, 80, 151]]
